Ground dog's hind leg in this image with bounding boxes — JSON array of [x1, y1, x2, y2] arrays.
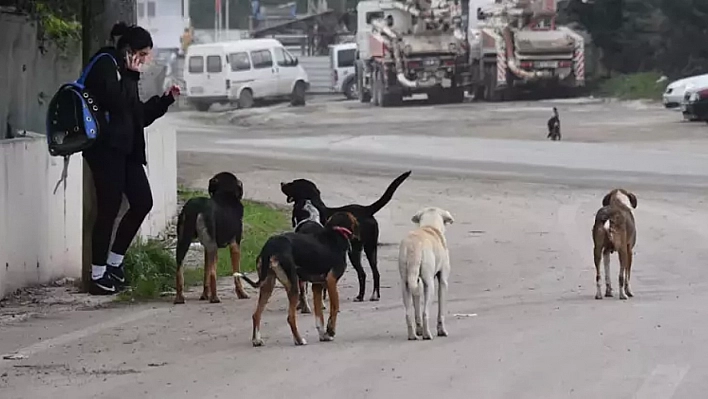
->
[[593, 245, 603, 300], [624, 246, 634, 298], [436, 271, 449, 337], [297, 280, 312, 314], [618, 249, 629, 300], [348, 241, 367, 302], [401, 281, 417, 340], [603, 250, 613, 297], [420, 271, 435, 340], [285, 278, 307, 346], [364, 240, 381, 302], [200, 251, 210, 301], [229, 241, 250, 299], [252, 274, 276, 347], [206, 247, 220, 303]]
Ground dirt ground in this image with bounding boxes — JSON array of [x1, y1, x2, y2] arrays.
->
[[2, 97, 708, 398]]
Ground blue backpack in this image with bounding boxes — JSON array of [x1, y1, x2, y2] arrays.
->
[[46, 53, 117, 194]]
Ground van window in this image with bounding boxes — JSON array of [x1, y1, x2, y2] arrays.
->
[[251, 49, 273, 69], [206, 55, 222, 73], [274, 47, 297, 67], [337, 48, 356, 68], [366, 11, 383, 24], [188, 56, 204, 73], [230, 52, 251, 71]]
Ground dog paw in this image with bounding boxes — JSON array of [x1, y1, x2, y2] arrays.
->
[[209, 297, 221, 304], [619, 293, 628, 300], [369, 295, 380, 302], [416, 325, 424, 336], [236, 291, 250, 300], [294, 337, 308, 346], [353, 296, 364, 303], [252, 338, 265, 347], [437, 328, 448, 337], [199, 293, 208, 301], [605, 289, 613, 298], [326, 326, 336, 338], [625, 289, 634, 298], [595, 293, 603, 300], [422, 331, 434, 340], [173, 296, 185, 305], [408, 335, 418, 341], [319, 334, 334, 342]]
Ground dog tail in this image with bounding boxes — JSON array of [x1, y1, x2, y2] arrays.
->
[[400, 242, 423, 296], [363, 171, 412, 216], [594, 206, 616, 243]]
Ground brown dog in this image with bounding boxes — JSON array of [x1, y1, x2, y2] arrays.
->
[[236, 212, 359, 347], [591, 188, 638, 300]]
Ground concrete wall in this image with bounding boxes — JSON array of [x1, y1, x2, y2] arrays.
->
[[0, 134, 83, 299], [0, 11, 81, 139], [0, 123, 177, 299]]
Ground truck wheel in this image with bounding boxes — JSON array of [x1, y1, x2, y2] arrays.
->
[[448, 88, 465, 104], [290, 81, 307, 106], [372, 67, 381, 106], [484, 64, 503, 102], [343, 77, 357, 100], [238, 89, 254, 109], [357, 61, 371, 103]]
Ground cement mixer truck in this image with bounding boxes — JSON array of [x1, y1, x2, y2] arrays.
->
[[467, 0, 586, 101], [355, 0, 473, 106]]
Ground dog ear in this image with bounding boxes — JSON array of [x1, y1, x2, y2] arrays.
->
[[442, 210, 454, 225], [411, 209, 423, 224], [602, 192, 612, 207], [626, 192, 637, 208]]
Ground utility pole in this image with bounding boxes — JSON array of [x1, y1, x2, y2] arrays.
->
[[80, 0, 136, 292]]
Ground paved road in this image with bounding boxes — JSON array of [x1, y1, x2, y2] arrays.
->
[[2, 99, 708, 398]]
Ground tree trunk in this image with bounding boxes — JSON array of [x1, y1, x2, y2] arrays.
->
[[80, 0, 135, 292]]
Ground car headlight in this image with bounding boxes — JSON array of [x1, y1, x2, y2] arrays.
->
[[689, 92, 699, 102]]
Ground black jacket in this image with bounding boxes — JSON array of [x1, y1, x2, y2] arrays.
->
[[83, 46, 175, 165]]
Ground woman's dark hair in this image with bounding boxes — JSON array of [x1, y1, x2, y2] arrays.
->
[[116, 25, 154, 51], [110, 22, 130, 39]]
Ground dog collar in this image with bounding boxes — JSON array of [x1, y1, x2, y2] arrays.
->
[[331, 226, 353, 238], [294, 218, 322, 230]]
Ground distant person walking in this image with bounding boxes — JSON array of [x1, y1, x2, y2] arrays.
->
[[82, 23, 181, 295]]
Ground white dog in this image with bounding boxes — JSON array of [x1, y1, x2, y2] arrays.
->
[[398, 207, 454, 340]]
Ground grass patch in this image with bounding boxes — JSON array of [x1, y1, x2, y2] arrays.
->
[[594, 71, 669, 100], [117, 187, 290, 301]]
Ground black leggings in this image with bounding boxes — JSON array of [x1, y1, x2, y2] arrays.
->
[[85, 150, 153, 265]]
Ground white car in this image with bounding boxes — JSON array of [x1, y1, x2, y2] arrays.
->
[[329, 42, 357, 100], [184, 39, 310, 111], [663, 73, 708, 109]]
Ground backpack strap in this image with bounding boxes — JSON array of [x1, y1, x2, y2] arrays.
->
[[52, 156, 71, 195], [76, 53, 117, 88]]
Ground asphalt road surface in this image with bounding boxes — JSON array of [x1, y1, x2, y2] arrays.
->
[[2, 98, 708, 399]]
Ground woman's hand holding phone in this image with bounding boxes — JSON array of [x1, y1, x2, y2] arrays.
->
[[125, 52, 142, 72]]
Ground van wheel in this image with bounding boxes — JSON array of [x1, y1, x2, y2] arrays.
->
[[194, 102, 211, 112], [291, 81, 306, 106], [238, 89, 254, 109], [343, 77, 357, 100]]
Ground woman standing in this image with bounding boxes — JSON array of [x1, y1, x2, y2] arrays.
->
[[83, 23, 181, 295]]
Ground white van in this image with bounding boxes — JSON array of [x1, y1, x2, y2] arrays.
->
[[184, 38, 310, 111], [329, 42, 357, 100]]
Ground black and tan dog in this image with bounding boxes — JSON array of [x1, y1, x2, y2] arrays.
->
[[592, 188, 638, 300], [280, 170, 411, 302], [236, 212, 359, 347], [174, 172, 250, 304]]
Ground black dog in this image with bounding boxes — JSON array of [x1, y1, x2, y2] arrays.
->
[[174, 172, 249, 304], [237, 212, 359, 347], [547, 107, 561, 141], [280, 170, 411, 302]]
